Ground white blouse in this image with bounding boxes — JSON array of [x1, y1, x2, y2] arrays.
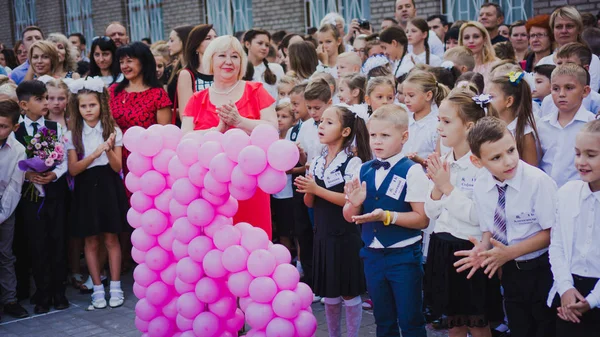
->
[[65, 121, 123, 169], [253, 62, 285, 100], [309, 150, 362, 187]]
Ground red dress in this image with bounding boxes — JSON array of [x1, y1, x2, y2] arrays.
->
[[184, 81, 275, 239]]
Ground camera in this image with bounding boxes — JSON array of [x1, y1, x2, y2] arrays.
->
[[357, 19, 370, 31]]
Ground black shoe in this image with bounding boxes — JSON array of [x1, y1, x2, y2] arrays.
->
[[33, 304, 50, 315], [3, 302, 29, 318], [53, 294, 69, 310]]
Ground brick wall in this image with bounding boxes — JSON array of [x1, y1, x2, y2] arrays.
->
[[36, 0, 65, 36], [252, 0, 305, 33], [92, 0, 127, 37], [162, 0, 206, 37], [534, 0, 600, 15], [0, 1, 13, 47], [370, 0, 441, 30]]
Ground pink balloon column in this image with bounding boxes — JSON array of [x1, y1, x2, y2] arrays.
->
[[124, 124, 317, 337]]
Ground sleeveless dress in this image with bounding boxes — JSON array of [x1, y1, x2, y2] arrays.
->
[[184, 81, 275, 239]]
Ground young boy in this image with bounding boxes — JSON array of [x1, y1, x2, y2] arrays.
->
[[538, 63, 596, 187], [548, 120, 600, 336], [297, 79, 332, 168], [337, 52, 362, 77], [0, 100, 29, 321], [14, 80, 69, 313], [443, 46, 475, 73], [343, 104, 430, 337], [456, 117, 557, 337]]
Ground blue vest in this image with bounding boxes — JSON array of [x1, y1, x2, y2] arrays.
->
[[360, 157, 421, 247]]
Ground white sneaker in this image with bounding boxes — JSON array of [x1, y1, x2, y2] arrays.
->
[[91, 290, 107, 309], [320, 296, 325, 304], [296, 261, 304, 278], [312, 294, 322, 303], [109, 288, 124, 308]]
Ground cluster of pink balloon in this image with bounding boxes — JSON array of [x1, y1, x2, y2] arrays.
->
[[123, 124, 317, 337]]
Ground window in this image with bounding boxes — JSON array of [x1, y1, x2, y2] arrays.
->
[[305, 0, 369, 30], [128, 0, 165, 43], [444, 0, 532, 24], [65, 0, 94, 52], [206, 0, 252, 35], [13, 0, 36, 41]]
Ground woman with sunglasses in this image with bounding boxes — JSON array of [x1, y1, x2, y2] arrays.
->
[[89, 36, 122, 87]]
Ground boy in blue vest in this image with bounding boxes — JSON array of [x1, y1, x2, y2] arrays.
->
[[344, 104, 429, 337]]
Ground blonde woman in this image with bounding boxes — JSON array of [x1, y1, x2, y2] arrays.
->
[[24, 40, 60, 80], [459, 21, 498, 78], [47, 33, 81, 79]]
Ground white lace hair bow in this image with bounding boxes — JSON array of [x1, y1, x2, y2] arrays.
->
[[336, 103, 369, 122], [278, 97, 291, 105], [64, 76, 105, 94], [361, 54, 390, 75], [440, 60, 454, 70], [36, 75, 54, 84], [472, 94, 492, 115]]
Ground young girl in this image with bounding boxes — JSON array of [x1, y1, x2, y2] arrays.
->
[[365, 76, 395, 115], [65, 78, 128, 309], [244, 29, 286, 100], [424, 88, 504, 337], [338, 74, 366, 105], [407, 19, 442, 67], [278, 75, 299, 101], [379, 26, 411, 78], [153, 52, 167, 81], [317, 24, 344, 77], [487, 70, 540, 166], [311, 71, 339, 104], [46, 78, 69, 130], [294, 105, 371, 337]]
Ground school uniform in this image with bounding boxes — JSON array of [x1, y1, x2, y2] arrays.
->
[[271, 128, 296, 239], [297, 118, 324, 169], [548, 180, 600, 337], [65, 122, 128, 238], [538, 105, 595, 187], [538, 52, 600, 92], [540, 91, 600, 117], [403, 105, 439, 160], [474, 160, 557, 337], [406, 52, 442, 67], [13, 116, 68, 307], [359, 152, 428, 337]]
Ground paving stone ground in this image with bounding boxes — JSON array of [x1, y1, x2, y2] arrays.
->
[[0, 271, 447, 337]]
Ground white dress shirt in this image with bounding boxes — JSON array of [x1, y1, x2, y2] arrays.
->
[[407, 52, 442, 67], [404, 105, 439, 160], [0, 135, 26, 223], [538, 105, 595, 187], [274, 131, 297, 199], [298, 118, 325, 169], [506, 117, 534, 137], [309, 150, 362, 184], [425, 151, 484, 241], [360, 152, 430, 249], [408, 31, 444, 58], [253, 62, 285, 100], [474, 160, 557, 261], [538, 52, 600, 92], [65, 122, 123, 169], [548, 180, 600, 309], [393, 57, 415, 79], [540, 91, 600, 117]]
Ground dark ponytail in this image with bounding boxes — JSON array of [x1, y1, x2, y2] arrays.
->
[[408, 18, 431, 65], [244, 29, 277, 85], [337, 106, 372, 162], [262, 58, 277, 85]]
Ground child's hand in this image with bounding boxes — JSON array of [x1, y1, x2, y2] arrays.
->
[[427, 154, 453, 195], [294, 174, 317, 194], [478, 238, 513, 278], [560, 288, 587, 323], [351, 208, 385, 224], [37, 172, 57, 185], [297, 144, 307, 165], [408, 152, 427, 168], [25, 171, 40, 182], [344, 177, 366, 207], [454, 236, 488, 279], [106, 132, 116, 150], [93, 142, 109, 158]]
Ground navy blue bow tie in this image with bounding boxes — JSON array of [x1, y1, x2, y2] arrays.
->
[[371, 160, 391, 170]]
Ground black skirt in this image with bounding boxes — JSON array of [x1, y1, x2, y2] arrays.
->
[[424, 232, 504, 328], [71, 165, 129, 238], [271, 196, 295, 237]]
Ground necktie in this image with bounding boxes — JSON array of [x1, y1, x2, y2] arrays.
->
[[493, 185, 508, 245], [31, 121, 39, 135], [371, 160, 391, 170]]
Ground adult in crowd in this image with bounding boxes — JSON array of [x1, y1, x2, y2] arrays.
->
[[459, 21, 498, 78], [182, 36, 277, 239], [509, 21, 529, 61], [582, 27, 600, 57], [166, 25, 194, 105], [24, 41, 59, 80], [427, 14, 449, 42], [524, 15, 553, 72], [14, 40, 28, 65], [244, 29, 285, 100], [176, 24, 217, 123], [381, 17, 398, 32], [538, 6, 600, 92], [394, 0, 444, 57], [0, 49, 18, 75], [68, 33, 89, 62], [478, 2, 509, 45], [287, 41, 319, 81], [105, 22, 129, 48], [10, 26, 44, 84], [88, 36, 121, 87], [47, 33, 81, 79]]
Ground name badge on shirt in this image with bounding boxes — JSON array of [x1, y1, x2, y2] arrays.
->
[[459, 177, 475, 191], [325, 170, 345, 188], [386, 175, 406, 200], [513, 211, 538, 225]]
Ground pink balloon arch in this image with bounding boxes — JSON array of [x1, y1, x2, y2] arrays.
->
[[124, 124, 318, 337]]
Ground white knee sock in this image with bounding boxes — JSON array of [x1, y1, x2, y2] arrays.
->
[[324, 297, 342, 337], [344, 296, 363, 337]]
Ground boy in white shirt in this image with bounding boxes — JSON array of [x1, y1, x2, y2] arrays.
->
[[456, 117, 557, 337], [297, 79, 332, 169], [538, 63, 596, 187], [548, 120, 600, 336]]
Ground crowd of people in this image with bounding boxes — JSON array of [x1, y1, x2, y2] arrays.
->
[[0, 1, 600, 337]]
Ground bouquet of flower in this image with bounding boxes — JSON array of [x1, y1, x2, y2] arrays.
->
[[18, 126, 66, 197]]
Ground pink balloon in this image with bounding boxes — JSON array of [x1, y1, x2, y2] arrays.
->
[[222, 245, 249, 273], [293, 310, 317, 337], [217, 197, 239, 217], [213, 226, 242, 251], [131, 191, 154, 213], [135, 316, 150, 332], [127, 152, 153, 177], [162, 297, 179, 319], [272, 290, 302, 319], [177, 139, 200, 166], [266, 317, 295, 337], [203, 249, 228, 278], [230, 166, 258, 192], [222, 128, 251, 162], [257, 166, 287, 194], [146, 281, 171, 306], [228, 184, 255, 201], [138, 129, 164, 157], [204, 216, 233, 238], [268, 244, 292, 265], [208, 295, 236, 318], [182, 130, 204, 143], [245, 301, 274, 330], [172, 217, 200, 244], [241, 228, 270, 252], [174, 277, 195, 295], [172, 178, 200, 205], [226, 308, 245, 332], [239, 296, 253, 312], [234, 222, 254, 233], [133, 282, 147, 299], [169, 199, 188, 220], [203, 130, 223, 143], [140, 171, 167, 196], [228, 270, 254, 297], [166, 175, 176, 188], [250, 124, 279, 151], [176, 314, 194, 331], [162, 124, 183, 150], [131, 228, 157, 252], [273, 264, 300, 290], [152, 149, 176, 174], [188, 162, 208, 188], [195, 277, 221, 304], [132, 247, 145, 265], [160, 263, 177, 285], [188, 235, 214, 263], [157, 227, 174, 252], [168, 156, 190, 180], [247, 249, 277, 277], [125, 172, 142, 192], [136, 298, 159, 321], [294, 282, 314, 309], [177, 292, 205, 319], [204, 172, 229, 196], [145, 246, 171, 271], [238, 145, 268, 176], [267, 140, 300, 171], [172, 239, 190, 260], [193, 312, 221, 337], [127, 208, 142, 229], [154, 189, 172, 214], [202, 190, 227, 207], [246, 329, 267, 337], [123, 126, 144, 152], [199, 141, 224, 168], [248, 276, 278, 303], [187, 199, 215, 227], [176, 257, 204, 284], [141, 209, 169, 235], [210, 153, 236, 183]]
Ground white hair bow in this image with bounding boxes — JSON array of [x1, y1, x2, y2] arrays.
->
[[472, 94, 492, 115], [36, 75, 54, 84], [361, 54, 390, 75], [440, 60, 454, 70], [65, 76, 105, 94], [336, 103, 369, 122], [278, 97, 291, 104]]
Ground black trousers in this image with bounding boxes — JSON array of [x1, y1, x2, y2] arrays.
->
[[293, 190, 314, 289], [554, 274, 600, 337], [501, 252, 555, 337]]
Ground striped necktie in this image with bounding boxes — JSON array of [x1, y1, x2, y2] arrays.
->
[[493, 185, 508, 245]]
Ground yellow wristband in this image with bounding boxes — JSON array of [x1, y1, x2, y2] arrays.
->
[[383, 210, 391, 226]]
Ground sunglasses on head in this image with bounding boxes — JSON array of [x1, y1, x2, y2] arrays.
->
[[93, 36, 111, 42]]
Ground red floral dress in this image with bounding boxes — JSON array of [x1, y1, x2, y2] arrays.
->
[[184, 81, 275, 239]]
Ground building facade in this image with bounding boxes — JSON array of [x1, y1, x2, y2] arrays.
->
[[1, 0, 599, 48]]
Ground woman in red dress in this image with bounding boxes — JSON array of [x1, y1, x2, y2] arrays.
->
[[182, 36, 277, 239]]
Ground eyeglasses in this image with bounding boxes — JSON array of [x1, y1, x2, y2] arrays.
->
[[92, 36, 111, 42], [529, 33, 549, 40]]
